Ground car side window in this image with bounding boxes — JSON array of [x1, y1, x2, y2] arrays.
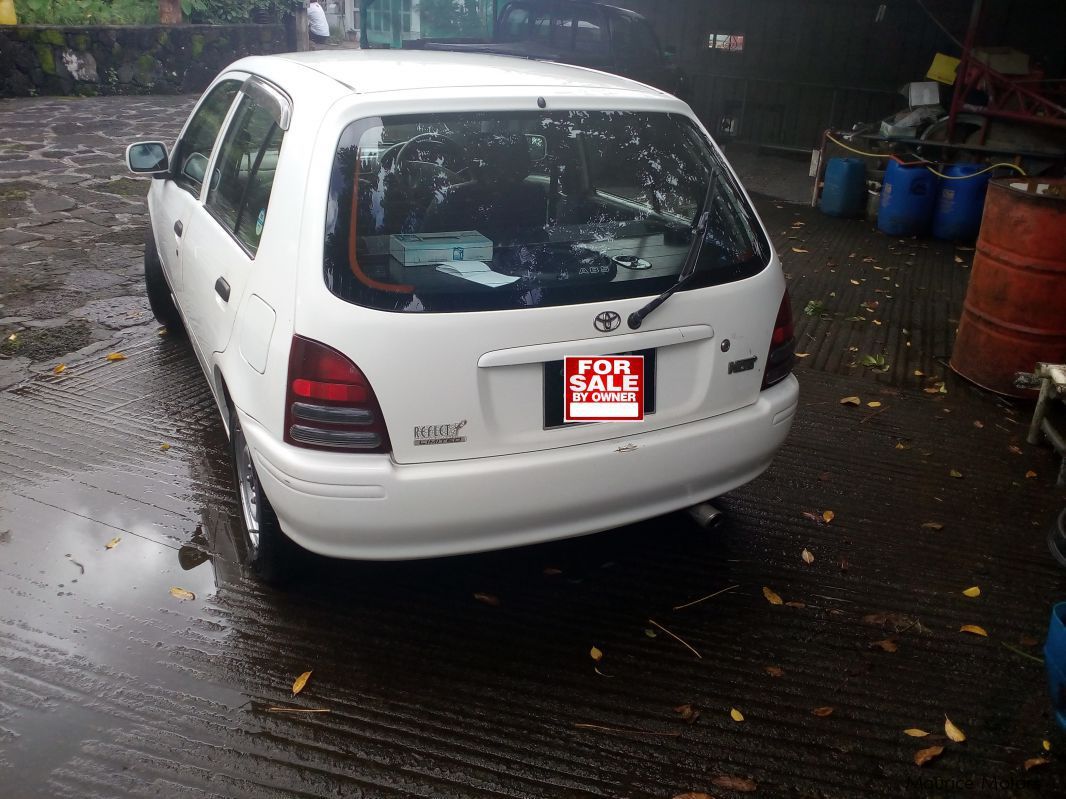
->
[[552, 10, 573, 48], [205, 93, 285, 256], [610, 15, 663, 67], [173, 80, 241, 196], [499, 4, 531, 41], [573, 8, 608, 56]]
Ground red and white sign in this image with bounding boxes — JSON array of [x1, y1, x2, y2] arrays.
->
[[564, 356, 645, 422]]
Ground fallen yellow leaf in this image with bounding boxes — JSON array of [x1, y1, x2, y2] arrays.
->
[[960, 624, 988, 637], [811, 706, 834, 717], [292, 670, 312, 695], [801, 548, 814, 565], [921, 521, 945, 531], [711, 775, 757, 792], [105, 352, 127, 362], [53, 363, 66, 374], [157, 327, 168, 336], [1025, 470, 1038, 479], [839, 396, 861, 406], [105, 536, 121, 550], [962, 586, 981, 598], [1043, 739, 1052, 751], [590, 645, 603, 662], [729, 708, 744, 722], [867, 401, 882, 408], [914, 370, 925, 377], [762, 586, 783, 605], [949, 469, 963, 478], [791, 247, 809, 253], [169, 587, 195, 601], [160, 443, 171, 452], [795, 352, 810, 358], [914, 745, 944, 766], [944, 716, 966, 742], [904, 728, 929, 737], [1024, 757, 1049, 771], [822, 510, 835, 524]]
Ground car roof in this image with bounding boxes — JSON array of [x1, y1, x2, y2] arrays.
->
[[503, 0, 647, 20], [268, 50, 667, 97]]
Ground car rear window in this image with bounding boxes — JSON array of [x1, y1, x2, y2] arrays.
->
[[323, 110, 769, 313]]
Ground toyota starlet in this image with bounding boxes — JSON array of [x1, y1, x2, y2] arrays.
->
[[125, 50, 798, 582]]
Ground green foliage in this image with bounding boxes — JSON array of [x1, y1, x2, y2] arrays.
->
[[16, 0, 302, 25], [17, 0, 157, 25]]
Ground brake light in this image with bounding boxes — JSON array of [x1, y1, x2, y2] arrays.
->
[[284, 335, 391, 453], [761, 291, 795, 390]]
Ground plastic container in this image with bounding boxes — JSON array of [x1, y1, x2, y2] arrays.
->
[[1045, 601, 1066, 729], [820, 158, 866, 217], [950, 178, 1066, 395], [878, 159, 938, 236], [932, 164, 991, 242], [1050, 508, 1066, 568]]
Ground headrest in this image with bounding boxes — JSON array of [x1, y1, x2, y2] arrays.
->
[[470, 133, 531, 185]]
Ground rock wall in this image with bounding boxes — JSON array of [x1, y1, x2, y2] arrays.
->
[[0, 24, 290, 98]]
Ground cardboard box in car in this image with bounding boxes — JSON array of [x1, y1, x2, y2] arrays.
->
[[390, 231, 493, 266]]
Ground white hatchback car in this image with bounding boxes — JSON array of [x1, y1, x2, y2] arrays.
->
[[126, 51, 798, 582]]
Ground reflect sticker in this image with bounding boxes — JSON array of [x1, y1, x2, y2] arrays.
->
[[255, 208, 266, 236], [413, 420, 467, 446]]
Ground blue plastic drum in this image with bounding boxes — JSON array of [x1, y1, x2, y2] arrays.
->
[[1046, 600, 1066, 729], [820, 157, 866, 218], [932, 163, 991, 242], [878, 159, 938, 236]]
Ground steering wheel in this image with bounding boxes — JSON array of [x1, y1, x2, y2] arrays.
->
[[390, 133, 468, 176]]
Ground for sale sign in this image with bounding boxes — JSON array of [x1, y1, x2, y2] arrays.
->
[[564, 356, 645, 422]]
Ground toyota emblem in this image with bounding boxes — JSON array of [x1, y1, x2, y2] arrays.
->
[[594, 311, 621, 332]]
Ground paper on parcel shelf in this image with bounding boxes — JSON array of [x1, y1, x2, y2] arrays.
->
[[436, 261, 519, 287]]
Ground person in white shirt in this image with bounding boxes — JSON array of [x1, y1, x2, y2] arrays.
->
[[307, 0, 330, 45]]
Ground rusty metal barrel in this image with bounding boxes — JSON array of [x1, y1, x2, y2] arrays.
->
[[951, 178, 1066, 396]]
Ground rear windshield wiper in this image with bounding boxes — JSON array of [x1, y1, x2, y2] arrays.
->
[[627, 170, 719, 331]]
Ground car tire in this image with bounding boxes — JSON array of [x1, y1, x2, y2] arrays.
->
[[144, 227, 184, 334], [230, 407, 297, 585]]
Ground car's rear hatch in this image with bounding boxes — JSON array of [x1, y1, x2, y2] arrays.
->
[[302, 104, 783, 465]]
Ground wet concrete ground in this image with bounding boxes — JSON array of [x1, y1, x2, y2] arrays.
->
[[2, 95, 1066, 797]]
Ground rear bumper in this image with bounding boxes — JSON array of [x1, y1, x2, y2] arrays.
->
[[241, 375, 799, 559]]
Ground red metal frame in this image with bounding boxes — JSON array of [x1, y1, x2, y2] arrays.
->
[[947, 0, 1066, 139]]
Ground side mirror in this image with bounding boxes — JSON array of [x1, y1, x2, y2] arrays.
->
[[126, 141, 169, 176], [525, 134, 547, 162]]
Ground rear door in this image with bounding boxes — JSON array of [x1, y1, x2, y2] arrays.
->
[[180, 77, 289, 358]]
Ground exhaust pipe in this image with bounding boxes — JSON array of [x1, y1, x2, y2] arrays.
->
[[687, 501, 724, 528]]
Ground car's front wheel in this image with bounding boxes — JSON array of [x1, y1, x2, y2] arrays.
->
[[231, 408, 297, 585], [144, 227, 184, 334]]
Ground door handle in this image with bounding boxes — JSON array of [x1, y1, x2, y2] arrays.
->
[[174, 220, 183, 237], [214, 277, 231, 302]]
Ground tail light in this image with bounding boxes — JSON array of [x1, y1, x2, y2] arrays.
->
[[284, 335, 391, 453], [761, 291, 795, 390]]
